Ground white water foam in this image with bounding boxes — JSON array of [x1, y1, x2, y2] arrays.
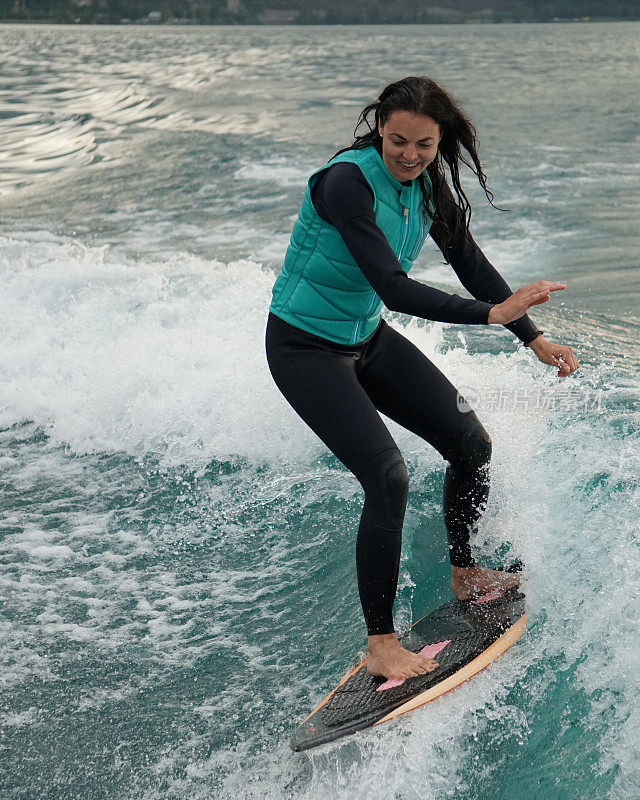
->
[[0, 231, 306, 472]]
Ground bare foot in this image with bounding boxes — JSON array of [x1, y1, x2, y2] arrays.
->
[[451, 564, 521, 602], [366, 633, 439, 680]]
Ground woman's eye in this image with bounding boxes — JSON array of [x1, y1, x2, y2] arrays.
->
[[390, 141, 433, 148]]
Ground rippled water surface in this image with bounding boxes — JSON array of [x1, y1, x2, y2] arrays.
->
[[1, 21, 639, 800]]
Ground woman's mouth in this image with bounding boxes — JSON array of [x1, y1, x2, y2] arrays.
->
[[399, 161, 420, 171]]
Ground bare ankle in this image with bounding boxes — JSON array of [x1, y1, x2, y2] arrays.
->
[[367, 633, 398, 653]]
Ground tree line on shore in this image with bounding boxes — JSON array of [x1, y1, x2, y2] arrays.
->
[[2, 0, 638, 25]]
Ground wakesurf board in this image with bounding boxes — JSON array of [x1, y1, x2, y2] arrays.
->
[[290, 584, 526, 752]]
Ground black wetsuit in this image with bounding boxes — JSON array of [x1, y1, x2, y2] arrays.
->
[[265, 160, 541, 636]]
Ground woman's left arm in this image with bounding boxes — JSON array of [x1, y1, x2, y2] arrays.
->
[[429, 177, 579, 376], [527, 335, 580, 376]]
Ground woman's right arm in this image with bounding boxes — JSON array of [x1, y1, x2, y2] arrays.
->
[[311, 163, 493, 326]]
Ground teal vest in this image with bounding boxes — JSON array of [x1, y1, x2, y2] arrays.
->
[[269, 146, 434, 345]]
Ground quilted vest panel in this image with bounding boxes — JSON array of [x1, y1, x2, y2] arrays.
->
[[269, 145, 434, 345]]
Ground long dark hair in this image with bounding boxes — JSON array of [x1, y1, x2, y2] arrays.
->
[[332, 76, 498, 248]]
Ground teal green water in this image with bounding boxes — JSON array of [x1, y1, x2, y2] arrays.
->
[[0, 21, 639, 800]]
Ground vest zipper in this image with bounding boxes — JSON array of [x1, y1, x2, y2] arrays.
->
[[398, 206, 409, 259]]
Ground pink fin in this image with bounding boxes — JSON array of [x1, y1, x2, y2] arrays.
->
[[473, 590, 503, 605], [376, 640, 451, 691]]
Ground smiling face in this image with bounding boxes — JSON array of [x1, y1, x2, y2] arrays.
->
[[377, 111, 442, 182]]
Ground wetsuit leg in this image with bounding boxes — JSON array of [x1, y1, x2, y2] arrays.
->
[[265, 312, 407, 635], [357, 320, 491, 568]]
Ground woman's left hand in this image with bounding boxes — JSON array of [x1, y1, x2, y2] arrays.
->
[[527, 335, 580, 377]]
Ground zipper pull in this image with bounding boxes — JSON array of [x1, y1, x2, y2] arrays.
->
[[404, 207, 409, 220]]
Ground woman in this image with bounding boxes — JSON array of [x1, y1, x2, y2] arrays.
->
[[264, 76, 578, 681]]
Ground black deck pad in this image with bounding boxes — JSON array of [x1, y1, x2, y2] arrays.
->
[[290, 586, 525, 751]]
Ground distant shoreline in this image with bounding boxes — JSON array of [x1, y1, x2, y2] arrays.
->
[[1, 18, 638, 25]]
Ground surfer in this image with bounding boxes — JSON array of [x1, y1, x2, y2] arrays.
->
[[265, 76, 579, 681]]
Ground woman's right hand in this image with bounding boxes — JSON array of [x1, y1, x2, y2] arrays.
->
[[487, 281, 566, 325]]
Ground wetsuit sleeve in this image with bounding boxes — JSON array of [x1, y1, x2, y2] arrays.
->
[[429, 176, 544, 346], [310, 163, 493, 326]]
